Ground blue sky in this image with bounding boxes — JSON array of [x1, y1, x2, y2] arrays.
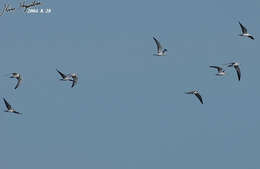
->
[[0, 0, 260, 168]]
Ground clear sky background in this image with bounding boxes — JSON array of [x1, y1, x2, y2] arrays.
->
[[0, 0, 260, 168]]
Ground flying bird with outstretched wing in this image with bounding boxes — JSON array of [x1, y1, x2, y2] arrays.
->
[[185, 90, 203, 104], [226, 62, 241, 81], [3, 98, 21, 115], [153, 37, 167, 56], [238, 22, 255, 40], [9, 73, 22, 89], [210, 66, 225, 76]]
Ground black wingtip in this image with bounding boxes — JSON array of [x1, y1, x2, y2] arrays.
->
[[250, 36, 255, 40]]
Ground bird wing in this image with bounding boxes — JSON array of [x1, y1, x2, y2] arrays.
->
[[194, 93, 203, 104], [185, 91, 195, 94], [248, 35, 255, 40], [225, 62, 235, 67], [56, 69, 66, 79], [234, 65, 241, 81], [153, 37, 163, 53], [210, 66, 222, 71], [14, 78, 22, 89], [71, 76, 78, 88], [11, 73, 18, 77], [3, 98, 11, 110], [13, 111, 22, 115], [239, 22, 247, 34]]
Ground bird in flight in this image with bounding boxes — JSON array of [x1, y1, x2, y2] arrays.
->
[[70, 73, 78, 88], [226, 62, 241, 81], [185, 90, 203, 104], [238, 22, 255, 40], [0, 4, 16, 16], [3, 98, 21, 115], [20, 1, 41, 12], [209, 66, 225, 76], [153, 37, 167, 56], [9, 73, 22, 89]]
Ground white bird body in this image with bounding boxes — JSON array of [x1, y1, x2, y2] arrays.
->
[[216, 72, 225, 76]]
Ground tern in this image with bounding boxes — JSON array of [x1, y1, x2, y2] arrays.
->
[[226, 62, 241, 81], [9, 73, 22, 89], [153, 37, 167, 56], [185, 90, 203, 104], [238, 22, 255, 40], [210, 66, 225, 76], [3, 98, 21, 115], [0, 4, 15, 16], [70, 73, 78, 88], [56, 69, 71, 81], [20, 1, 41, 12]]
